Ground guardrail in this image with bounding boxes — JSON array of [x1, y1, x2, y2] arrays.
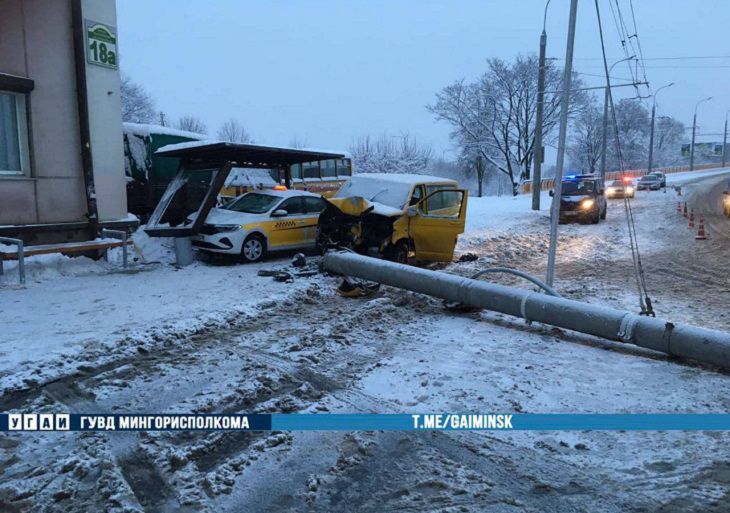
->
[[520, 163, 726, 194]]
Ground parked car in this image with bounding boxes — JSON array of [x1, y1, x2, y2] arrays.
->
[[606, 178, 635, 199], [637, 174, 662, 191], [648, 171, 667, 187], [189, 189, 327, 262], [317, 174, 468, 263], [551, 175, 607, 224]]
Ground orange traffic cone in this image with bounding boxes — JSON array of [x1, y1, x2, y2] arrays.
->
[[677, 201, 682, 213], [689, 208, 695, 229], [683, 202, 688, 218], [696, 214, 708, 240]]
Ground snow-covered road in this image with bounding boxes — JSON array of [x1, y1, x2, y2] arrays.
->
[[1, 168, 730, 512]]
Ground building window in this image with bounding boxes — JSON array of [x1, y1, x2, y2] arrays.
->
[[0, 91, 30, 176], [302, 161, 320, 179], [320, 159, 336, 178], [336, 158, 352, 177]]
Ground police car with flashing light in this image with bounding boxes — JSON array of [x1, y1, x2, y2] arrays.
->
[[550, 174, 607, 224]]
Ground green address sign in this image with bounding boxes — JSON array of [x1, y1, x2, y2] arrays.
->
[[85, 20, 117, 69]]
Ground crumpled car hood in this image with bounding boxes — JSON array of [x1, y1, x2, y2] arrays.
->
[[326, 196, 403, 217]]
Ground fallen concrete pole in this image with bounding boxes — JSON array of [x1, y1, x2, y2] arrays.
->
[[322, 251, 730, 369]]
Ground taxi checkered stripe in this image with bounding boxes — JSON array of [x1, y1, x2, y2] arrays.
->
[[274, 220, 298, 229]]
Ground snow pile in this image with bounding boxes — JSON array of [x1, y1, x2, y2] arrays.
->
[[0, 252, 110, 284], [123, 132, 150, 178], [130, 227, 176, 264]]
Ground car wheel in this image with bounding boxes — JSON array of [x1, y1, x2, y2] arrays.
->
[[241, 234, 266, 263], [385, 240, 409, 264]]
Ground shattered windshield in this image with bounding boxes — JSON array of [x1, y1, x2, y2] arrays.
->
[[562, 181, 596, 196], [224, 193, 280, 214], [334, 177, 413, 210]]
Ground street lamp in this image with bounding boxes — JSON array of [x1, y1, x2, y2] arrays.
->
[[689, 96, 712, 172], [647, 82, 674, 174], [722, 110, 730, 167], [531, 0, 552, 211], [600, 56, 636, 180]]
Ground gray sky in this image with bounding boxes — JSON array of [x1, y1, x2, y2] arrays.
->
[[117, 1, 730, 157]]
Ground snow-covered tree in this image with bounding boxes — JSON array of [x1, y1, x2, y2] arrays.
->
[[428, 55, 589, 195], [653, 116, 685, 166], [120, 74, 155, 124], [176, 115, 207, 135], [349, 134, 432, 174], [217, 119, 253, 143], [607, 98, 651, 170]]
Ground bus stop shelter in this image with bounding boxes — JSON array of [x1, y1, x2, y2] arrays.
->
[[145, 141, 344, 238]]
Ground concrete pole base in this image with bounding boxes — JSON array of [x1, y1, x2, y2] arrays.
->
[[174, 237, 194, 267]]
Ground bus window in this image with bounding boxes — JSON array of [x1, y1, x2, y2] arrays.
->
[[269, 168, 284, 183], [290, 163, 302, 181], [303, 161, 320, 179], [321, 159, 336, 178], [336, 158, 352, 177]]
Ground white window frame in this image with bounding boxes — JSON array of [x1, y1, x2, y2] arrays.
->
[[0, 90, 31, 177]]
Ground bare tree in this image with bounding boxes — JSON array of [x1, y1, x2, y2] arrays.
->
[[428, 55, 588, 195], [568, 105, 603, 174], [120, 74, 155, 123], [349, 134, 433, 174], [288, 136, 308, 149], [217, 119, 253, 143], [176, 115, 207, 135]]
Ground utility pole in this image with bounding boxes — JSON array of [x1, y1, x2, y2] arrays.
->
[[647, 82, 674, 175], [690, 96, 712, 172], [532, 1, 550, 211], [599, 86, 609, 181], [545, 0, 577, 287], [599, 56, 634, 181], [723, 110, 729, 169]]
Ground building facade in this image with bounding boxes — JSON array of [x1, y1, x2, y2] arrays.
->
[[0, 0, 131, 243]]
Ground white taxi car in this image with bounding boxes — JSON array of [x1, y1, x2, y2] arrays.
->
[[191, 189, 327, 262]]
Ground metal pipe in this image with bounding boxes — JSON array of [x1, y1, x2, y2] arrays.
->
[[471, 267, 561, 297], [0, 236, 25, 285], [322, 252, 730, 369]]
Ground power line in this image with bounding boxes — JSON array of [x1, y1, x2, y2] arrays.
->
[[564, 55, 730, 61], [594, 0, 654, 317]]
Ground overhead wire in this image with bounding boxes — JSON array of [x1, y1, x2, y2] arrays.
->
[[594, 0, 655, 316]]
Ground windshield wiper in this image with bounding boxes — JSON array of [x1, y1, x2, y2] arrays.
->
[[369, 189, 388, 202]]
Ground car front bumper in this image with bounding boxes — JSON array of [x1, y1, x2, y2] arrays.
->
[[191, 229, 246, 254]]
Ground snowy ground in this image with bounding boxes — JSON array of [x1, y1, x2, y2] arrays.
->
[[1, 168, 730, 512]]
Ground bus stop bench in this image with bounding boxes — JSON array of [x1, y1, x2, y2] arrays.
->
[[0, 229, 129, 285]]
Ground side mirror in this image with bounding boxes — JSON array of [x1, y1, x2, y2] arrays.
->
[[271, 209, 288, 218], [407, 206, 418, 217], [549, 190, 554, 197]]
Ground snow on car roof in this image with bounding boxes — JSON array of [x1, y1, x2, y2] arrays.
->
[[347, 173, 457, 185]]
